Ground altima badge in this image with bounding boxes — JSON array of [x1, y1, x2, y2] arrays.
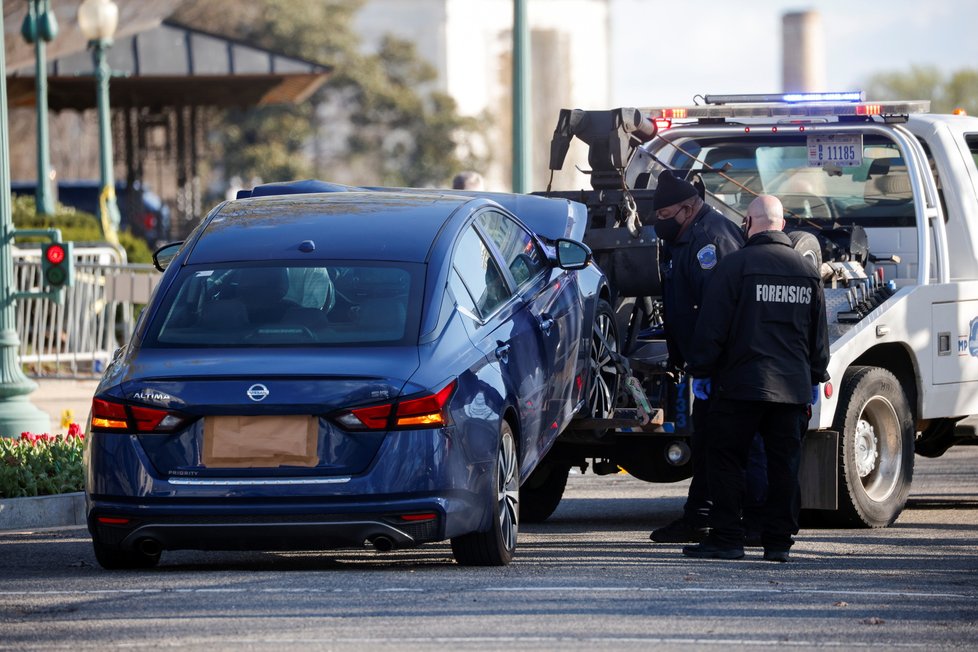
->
[[247, 384, 270, 402]]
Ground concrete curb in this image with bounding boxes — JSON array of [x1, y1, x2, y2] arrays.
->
[[0, 492, 86, 531]]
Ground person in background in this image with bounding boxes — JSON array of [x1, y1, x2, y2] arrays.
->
[[648, 170, 745, 544], [682, 194, 830, 562], [452, 170, 485, 190]]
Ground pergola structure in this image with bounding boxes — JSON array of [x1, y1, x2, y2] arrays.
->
[[4, 0, 332, 234]]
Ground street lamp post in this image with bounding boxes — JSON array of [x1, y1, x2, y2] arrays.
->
[[0, 11, 52, 437], [512, 0, 531, 193], [77, 0, 120, 246], [21, 0, 59, 217]]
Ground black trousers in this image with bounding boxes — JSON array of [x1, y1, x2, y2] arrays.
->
[[705, 398, 807, 550], [682, 395, 712, 526]]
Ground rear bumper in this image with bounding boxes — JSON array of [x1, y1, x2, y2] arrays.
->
[[87, 496, 468, 552]]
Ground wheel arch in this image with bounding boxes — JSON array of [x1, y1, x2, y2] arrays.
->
[[850, 342, 919, 422]]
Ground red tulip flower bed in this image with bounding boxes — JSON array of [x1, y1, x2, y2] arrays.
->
[[0, 423, 84, 498]]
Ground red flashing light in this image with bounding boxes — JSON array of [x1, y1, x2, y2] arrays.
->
[[771, 126, 779, 133], [45, 244, 65, 264], [856, 104, 882, 116], [744, 127, 751, 134], [653, 117, 672, 131], [661, 108, 687, 119]]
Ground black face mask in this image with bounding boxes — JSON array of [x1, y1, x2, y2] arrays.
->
[[742, 217, 752, 237], [654, 216, 683, 243]]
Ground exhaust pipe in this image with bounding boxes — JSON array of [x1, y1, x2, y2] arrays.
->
[[136, 538, 162, 556], [370, 535, 394, 552]]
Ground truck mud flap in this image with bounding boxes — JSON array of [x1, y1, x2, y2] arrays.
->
[[799, 429, 839, 511]]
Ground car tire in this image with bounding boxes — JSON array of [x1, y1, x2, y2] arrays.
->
[[586, 299, 621, 426], [828, 366, 914, 527], [92, 539, 161, 570], [520, 461, 570, 523], [451, 421, 519, 566]]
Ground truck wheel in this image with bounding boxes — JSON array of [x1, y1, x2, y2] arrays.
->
[[787, 230, 823, 272], [520, 461, 571, 523], [587, 299, 620, 424], [451, 421, 519, 565], [830, 366, 914, 527]]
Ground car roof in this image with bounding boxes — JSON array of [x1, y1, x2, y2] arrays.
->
[[188, 190, 469, 264]]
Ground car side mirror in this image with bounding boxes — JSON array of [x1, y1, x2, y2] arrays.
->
[[555, 238, 592, 270], [152, 241, 184, 272]]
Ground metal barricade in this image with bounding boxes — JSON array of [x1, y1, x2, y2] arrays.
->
[[13, 245, 160, 378]]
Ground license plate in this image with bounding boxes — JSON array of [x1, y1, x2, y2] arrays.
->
[[202, 415, 319, 468], [807, 134, 863, 167]]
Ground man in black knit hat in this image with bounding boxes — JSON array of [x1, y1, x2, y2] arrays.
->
[[649, 170, 745, 544]]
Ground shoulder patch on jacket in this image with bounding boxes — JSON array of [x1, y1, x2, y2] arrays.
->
[[697, 244, 718, 270]]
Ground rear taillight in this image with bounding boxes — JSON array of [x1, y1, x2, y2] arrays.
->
[[141, 211, 158, 231], [335, 380, 457, 431], [91, 398, 190, 433]]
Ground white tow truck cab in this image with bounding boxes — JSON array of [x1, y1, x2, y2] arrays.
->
[[537, 92, 978, 528]]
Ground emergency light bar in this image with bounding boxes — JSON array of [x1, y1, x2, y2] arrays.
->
[[641, 99, 930, 121], [704, 91, 865, 104]]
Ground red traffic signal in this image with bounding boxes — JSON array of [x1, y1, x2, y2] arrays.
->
[[45, 243, 66, 265], [41, 242, 74, 289]]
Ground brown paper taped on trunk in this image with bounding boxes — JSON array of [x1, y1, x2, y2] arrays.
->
[[203, 415, 319, 468]]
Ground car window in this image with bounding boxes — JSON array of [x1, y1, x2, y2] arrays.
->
[[449, 268, 479, 319], [476, 210, 547, 288], [453, 226, 511, 317], [142, 261, 422, 347]]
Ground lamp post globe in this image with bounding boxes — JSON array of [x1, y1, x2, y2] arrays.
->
[[78, 0, 118, 41], [77, 0, 121, 245]]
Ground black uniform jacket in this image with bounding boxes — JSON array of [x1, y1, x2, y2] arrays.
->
[[661, 203, 744, 368], [687, 230, 831, 404]]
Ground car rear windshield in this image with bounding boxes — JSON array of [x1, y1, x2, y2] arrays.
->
[[657, 135, 914, 227], [141, 261, 424, 347]]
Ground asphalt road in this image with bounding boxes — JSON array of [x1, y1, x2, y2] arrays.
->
[[2, 449, 977, 650]]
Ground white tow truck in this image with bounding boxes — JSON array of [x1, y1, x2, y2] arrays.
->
[[530, 92, 978, 528]]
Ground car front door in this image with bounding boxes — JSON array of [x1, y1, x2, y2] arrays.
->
[[451, 222, 550, 477], [473, 210, 581, 471]]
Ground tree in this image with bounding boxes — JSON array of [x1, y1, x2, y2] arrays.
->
[[864, 65, 978, 115], [170, 0, 486, 188]]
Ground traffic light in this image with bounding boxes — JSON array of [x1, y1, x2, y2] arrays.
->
[[41, 242, 74, 290]]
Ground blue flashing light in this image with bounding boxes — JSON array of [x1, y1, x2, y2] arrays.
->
[[782, 91, 864, 103], [704, 91, 865, 105]]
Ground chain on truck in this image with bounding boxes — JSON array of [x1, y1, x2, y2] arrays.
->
[[523, 91, 978, 529]]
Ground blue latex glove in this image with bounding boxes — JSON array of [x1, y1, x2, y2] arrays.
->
[[692, 378, 711, 401], [811, 384, 820, 406]]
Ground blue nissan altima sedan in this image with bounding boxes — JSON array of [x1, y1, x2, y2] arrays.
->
[[85, 182, 613, 568]]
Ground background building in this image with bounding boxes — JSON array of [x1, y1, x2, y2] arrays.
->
[[354, 0, 611, 191]]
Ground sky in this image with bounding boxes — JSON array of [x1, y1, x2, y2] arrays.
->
[[610, 0, 978, 106]]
